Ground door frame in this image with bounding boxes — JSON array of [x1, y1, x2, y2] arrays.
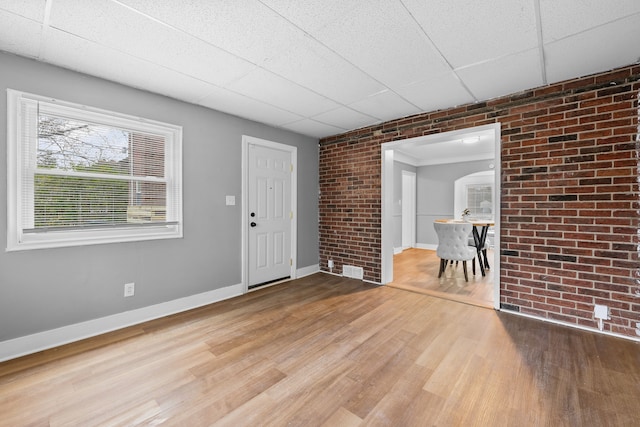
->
[[381, 123, 501, 309], [241, 135, 297, 293], [401, 170, 416, 250]]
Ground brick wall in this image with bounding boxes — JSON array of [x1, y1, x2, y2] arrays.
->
[[319, 64, 640, 338]]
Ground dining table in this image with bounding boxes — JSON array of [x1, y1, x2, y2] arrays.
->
[[435, 218, 494, 276]]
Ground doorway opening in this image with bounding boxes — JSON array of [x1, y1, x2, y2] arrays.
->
[[381, 123, 501, 309]]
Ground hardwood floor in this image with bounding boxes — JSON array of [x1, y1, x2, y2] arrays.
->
[[389, 248, 494, 308], [1, 273, 639, 426]]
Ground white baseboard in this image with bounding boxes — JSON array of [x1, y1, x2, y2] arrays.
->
[[394, 247, 403, 254], [501, 309, 640, 343], [416, 243, 437, 251], [0, 283, 244, 362], [319, 270, 342, 277], [297, 264, 319, 278]]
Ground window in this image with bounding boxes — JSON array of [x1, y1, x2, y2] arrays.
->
[[466, 184, 493, 219], [454, 170, 495, 220], [7, 89, 183, 251]]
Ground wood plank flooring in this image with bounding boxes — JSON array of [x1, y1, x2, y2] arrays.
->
[[389, 248, 494, 308], [1, 273, 639, 426]]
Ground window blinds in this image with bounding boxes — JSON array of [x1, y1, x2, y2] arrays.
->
[[15, 94, 180, 235]]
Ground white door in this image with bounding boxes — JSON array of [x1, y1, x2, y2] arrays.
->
[[248, 143, 292, 288], [401, 171, 416, 249]]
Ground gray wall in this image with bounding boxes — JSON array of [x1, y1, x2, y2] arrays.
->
[[417, 160, 493, 246], [392, 161, 417, 249], [0, 52, 319, 342]]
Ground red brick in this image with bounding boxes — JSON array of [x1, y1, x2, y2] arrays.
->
[[319, 63, 640, 338]]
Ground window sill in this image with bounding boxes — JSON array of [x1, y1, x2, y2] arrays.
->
[[6, 225, 182, 252]]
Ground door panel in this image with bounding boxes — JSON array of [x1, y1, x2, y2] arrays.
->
[[273, 231, 285, 265], [248, 144, 292, 287]]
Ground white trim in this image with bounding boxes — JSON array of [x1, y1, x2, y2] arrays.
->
[[381, 123, 501, 311], [393, 151, 418, 166], [501, 309, 640, 343], [401, 170, 416, 249], [418, 152, 494, 166], [318, 269, 383, 286], [394, 247, 403, 255], [241, 135, 297, 293], [381, 149, 395, 283], [416, 243, 438, 251], [491, 128, 502, 309], [297, 264, 319, 278], [392, 147, 495, 167], [319, 269, 343, 278], [5, 89, 183, 251], [0, 283, 243, 362]]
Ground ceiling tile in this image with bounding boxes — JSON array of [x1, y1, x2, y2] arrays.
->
[[263, 36, 386, 105], [348, 90, 420, 122], [198, 86, 303, 127], [227, 68, 341, 117], [457, 48, 544, 101], [119, 0, 301, 66], [0, 11, 42, 58], [280, 118, 345, 139], [312, 0, 451, 88], [0, 0, 45, 21], [48, 0, 256, 86], [402, 0, 538, 69], [3, 0, 638, 140], [259, 0, 361, 33], [395, 73, 475, 112], [312, 107, 377, 130], [544, 14, 640, 84], [40, 29, 220, 104], [540, 0, 640, 42]]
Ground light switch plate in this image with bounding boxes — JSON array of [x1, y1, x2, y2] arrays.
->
[[226, 195, 235, 206]]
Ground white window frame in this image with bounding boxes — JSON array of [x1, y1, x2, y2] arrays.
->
[[6, 89, 183, 251]]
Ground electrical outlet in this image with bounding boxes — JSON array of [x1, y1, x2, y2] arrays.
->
[[124, 282, 135, 297], [328, 259, 334, 269]]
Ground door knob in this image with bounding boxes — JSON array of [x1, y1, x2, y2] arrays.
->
[[250, 222, 257, 227], [250, 212, 255, 217]]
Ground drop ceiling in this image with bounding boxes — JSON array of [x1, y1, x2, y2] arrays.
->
[[1, 0, 639, 139]]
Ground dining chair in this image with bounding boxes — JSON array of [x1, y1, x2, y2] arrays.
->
[[433, 221, 477, 281], [469, 235, 490, 271]]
